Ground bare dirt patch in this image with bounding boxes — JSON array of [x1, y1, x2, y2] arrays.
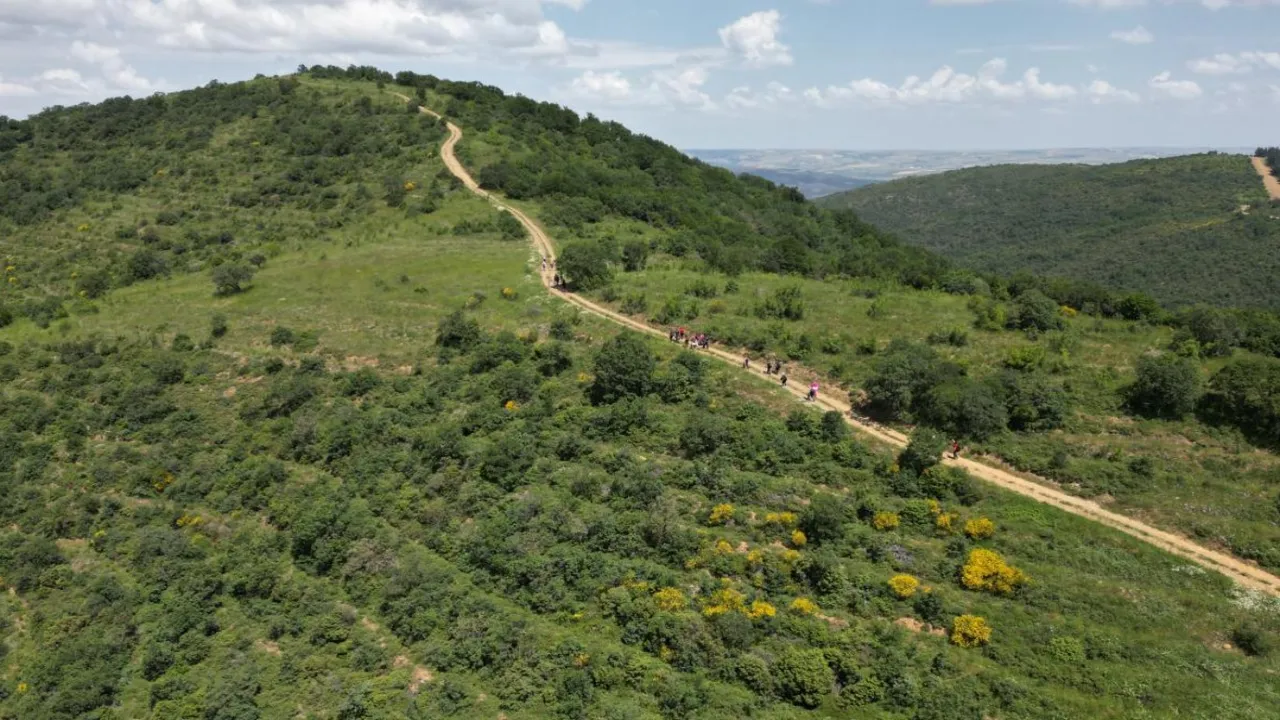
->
[[255, 639, 282, 656], [1251, 156, 1280, 200]]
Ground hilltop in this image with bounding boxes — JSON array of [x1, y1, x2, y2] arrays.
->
[[817, 154, 1280, 309], [0, 68, 1278, 720]]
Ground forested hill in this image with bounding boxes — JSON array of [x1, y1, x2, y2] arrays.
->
[[817, 154, 1280, 310]]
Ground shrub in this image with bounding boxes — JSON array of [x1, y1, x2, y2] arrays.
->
[[774, 647, 833, 708], [789, 597, 819, 615], [754, 285, 804, 320], [708, 503, 735, 525], [951, 615, 992, 647], [888, 574, 920, 599], [1232, 623, 1273, 657], [270, 326, 296, 347], [558, 242, 614, 291], [621, 240, 649, 272], [790, 529, 807, 547], [1127, 353, 1202, 419], [653, 587, 688, 612], [872, 512, 900, 531], [126, 248, 169, 283], [963, 517, 995, 540], [620, 293, 647, 315], [1201, 357, 1280, 446], [436, 310, 482, 351], [495, 210, 526, 240], [211, 263, 255, 296], [961, 548, 1027, 595], [210, 313, 229, 338], [1008, 290, 1065, 334], [589, 331, 655, 405], [898, 427, 947, 476]]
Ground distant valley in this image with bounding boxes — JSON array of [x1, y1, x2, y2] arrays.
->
[[689, 147, 1254, 197]]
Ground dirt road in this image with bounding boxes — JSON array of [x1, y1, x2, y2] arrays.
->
[[1251, 156, 1280, 200], [403, 95, 1280, 597]]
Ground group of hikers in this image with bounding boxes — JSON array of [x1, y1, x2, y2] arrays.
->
[[669, 327, 711, 350]]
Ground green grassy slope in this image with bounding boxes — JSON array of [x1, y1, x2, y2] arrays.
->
[[0, 68, 1278, 719], [817, 155, 1280, 309]]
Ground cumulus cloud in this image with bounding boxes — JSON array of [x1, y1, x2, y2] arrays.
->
[[1110, 26, 1153, 44], [718, 10, 792, 67], [71, 41, 152, 91], [1086, 79, 1140, 102], [1148, 71, 1202, 99], [803, 59, 1079, 106], [562, 66, 715, 111], [569, 70, 631, 100], [724, 81, 794, 110], [1187, 51, 1280, 74], [0, 73, 36, 97]]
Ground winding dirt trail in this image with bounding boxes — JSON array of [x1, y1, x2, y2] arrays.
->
[[402, 95, 1280, 597], [1251, 156, 1280, 200]]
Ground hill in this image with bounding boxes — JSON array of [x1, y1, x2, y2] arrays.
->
[[0, 68, 1278, 720], [817, 154, 1280, 310]]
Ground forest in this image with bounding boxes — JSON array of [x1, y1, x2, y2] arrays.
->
[[0, 67, 1278, 718], [817, 154, 1280, 310], [1259, 146, 1280, 176]]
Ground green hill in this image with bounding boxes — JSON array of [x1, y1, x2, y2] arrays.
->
[[817, 155, 1280, 309], [0, 68, 1278, 720]]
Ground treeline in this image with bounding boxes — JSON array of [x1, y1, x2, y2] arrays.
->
[[1258, 146, 1280, 176]]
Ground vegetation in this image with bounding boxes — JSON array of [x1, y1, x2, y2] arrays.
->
[[1257, 147, 1280, 177], [0, 67, 1277, 719], [818, 154, 1280, 309]]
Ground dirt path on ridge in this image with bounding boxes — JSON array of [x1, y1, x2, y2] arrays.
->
[[1250, 156, 1280, 200], [397, 93, 1280, 597]]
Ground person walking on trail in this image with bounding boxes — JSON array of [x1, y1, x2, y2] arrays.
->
[[780, 372, 788, 388], [808, 382, 819, 402], [951, 440, 962, 459], [743, 355, 751, 370], [541, 256, 548, 272]]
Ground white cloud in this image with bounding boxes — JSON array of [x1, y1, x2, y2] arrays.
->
[[0, 73, 35, 97], [0, 0, 581, 58], [1086, 79, 1140, 103], [1148, 71, 1202, 99], [70, 41, 152, 91], [1110, 26, 1153, 44], [805, 59, 1079, 106], [725, 81, 794, 109], [718, 10, 792, 67], [1187, 51, 1280, 74], [569, 70, 631, 100]]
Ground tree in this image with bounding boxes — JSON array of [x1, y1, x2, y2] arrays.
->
[[1127, 353, 1201, 419], [773, 647, 833, 708], [211, 263, 255, 296], [1008, 289, 1064, 334], [799, 493, 847, 546], [495, 210, 527, 240], [435, 310, 483, 351], [898, 427, 947, 476], [557, 242, 614, 291], [621, 239, 649, 272], [126, 248, 169, 283], [589, 331, 655, 404]]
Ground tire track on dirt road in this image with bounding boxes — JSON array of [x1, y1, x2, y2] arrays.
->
[[400, 94, 1280, 597]]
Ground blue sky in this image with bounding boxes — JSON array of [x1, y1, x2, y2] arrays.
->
[[0, 0, 1277, 149]]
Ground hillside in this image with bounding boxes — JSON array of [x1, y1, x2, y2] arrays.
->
[[817, 154, 1280, 309], [0, 68, 1279, 719]]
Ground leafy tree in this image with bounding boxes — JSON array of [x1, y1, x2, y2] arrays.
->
[[589, 331, 655, 404], [212, 263, 256, 296], [211, 313, 229, 338], [558, 242, 614, 291], [773, 647, 833, 708], [126, 248, 169, 283], [1127, 353, 1202, 419], [495, 210, 527, 240], [621, 240, 649, 272], [435, 310, 483, 351], [1202, 357, 1280, 445], [799, 493, 847, 546], [1008, 290, 1064, 334], [899, 426, 948, 477]]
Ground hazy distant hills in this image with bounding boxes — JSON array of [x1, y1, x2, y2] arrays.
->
[[688, 147, 1253, 198], [817, 152, 1280, 309]]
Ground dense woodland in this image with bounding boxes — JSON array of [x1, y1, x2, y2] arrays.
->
[[1259, 147, 1280, 176], [818, 155, 1280, 310], [0, 67, 1279, 718]]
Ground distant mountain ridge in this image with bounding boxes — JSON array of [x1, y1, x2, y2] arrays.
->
[[816, 152, 1280, 309]]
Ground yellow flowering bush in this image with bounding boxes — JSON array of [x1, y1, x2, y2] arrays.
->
[[503, 400, 520, 412], [790, 529, 808, 547], [708, 503, 735, 525], [936, 512, 957, 534], [702, 585, 747, 617], [653, 587, 687, 612], [961, 549, 1027, 595], [964, 517, 996, 540], [872, 511, 900, 531], [888, 574, 920, 599], [951, 615, 993, 647], [764, 511, 797, 527], [713, 539, 734, 555], [1060, 305, 1079, 318], [746, 549, 764, 566], [573, 652, 590, 668], [404, 181, 417, 191], [746, 600, 776, 620], [789, 597, 819, 615], [77, 223, 90, 232], [500, 287, 518, 300]]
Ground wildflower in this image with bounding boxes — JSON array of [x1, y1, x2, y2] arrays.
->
[[746, 600, 776, 620], [404, 181, 417, 192], [936, 512, 957, 534], [713, 539, 734, 555], [702, 585, 746, 617], [790, 529, 807, 547], [764, 511, 797, 527], [504, 400, 519, 412]]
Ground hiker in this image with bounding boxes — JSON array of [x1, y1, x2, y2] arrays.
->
[[541, 256, 547, 272], [808, 381, 819, 402], [780, 372, 788, 387], [951, 440, 962, 459], [743, 355, 750, 370]]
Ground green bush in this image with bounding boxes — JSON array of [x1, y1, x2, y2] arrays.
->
[[773, 647, 833, 708], [1127, 353, 1202, 419], [589, 331, 655, 405]]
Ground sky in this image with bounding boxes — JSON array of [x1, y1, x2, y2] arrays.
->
[[0, 0, 1278, 150]]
